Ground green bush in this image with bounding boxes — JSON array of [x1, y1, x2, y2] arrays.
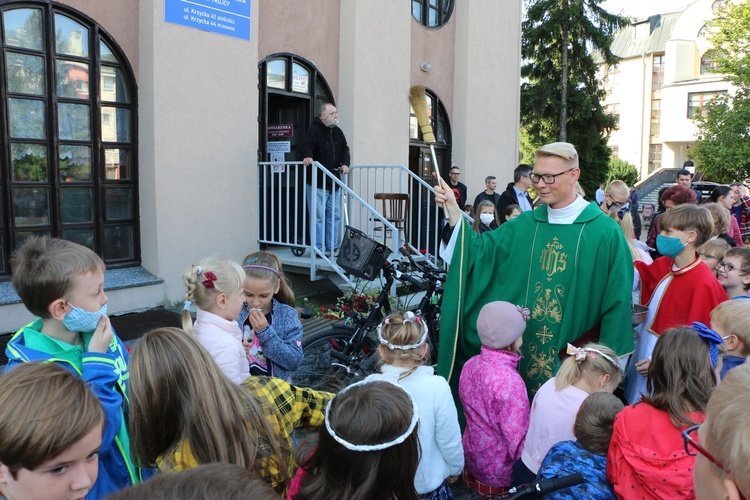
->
[[606, 158, 639, 187]]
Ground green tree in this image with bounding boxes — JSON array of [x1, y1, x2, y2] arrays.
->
[[521, 0, 628, 197], [606, 157, 639, 187], [692, 0, 750, 182], [519, 127, 541, 165]]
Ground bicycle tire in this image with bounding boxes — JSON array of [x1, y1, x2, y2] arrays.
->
[[296, 327, 379, 393]]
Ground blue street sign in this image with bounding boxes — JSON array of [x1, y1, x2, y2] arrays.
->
[[165, 0, 251, 40]]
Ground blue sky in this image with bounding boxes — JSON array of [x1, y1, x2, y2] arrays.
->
[[601, 0, 694, 18]]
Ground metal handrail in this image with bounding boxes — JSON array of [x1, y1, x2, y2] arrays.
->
[[349, 165, 444, 269], [257, 161, 400, 286]]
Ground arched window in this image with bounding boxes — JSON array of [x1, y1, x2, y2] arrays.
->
[[0, 3, 138, 274], [411, 0, 454, 28], [701, 52, 720, 75], [409, 89, 451, 146], [258, 54, 334, 162], [712, 0, 725, 12], [697, 24, 708, 38]]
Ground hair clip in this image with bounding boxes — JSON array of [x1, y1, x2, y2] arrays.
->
[[402, 311, 421, 324], [201, 271, 217, 289], [692, 321, 724, 368], [383, 317, 391, 325], [566, 343, 587, 362], [325, 379, 419, 452], [194, 265, 203, 275], [183, 300, 191, 311]]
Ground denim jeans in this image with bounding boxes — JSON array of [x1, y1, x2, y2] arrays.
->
[[306, 184, 341, 251]]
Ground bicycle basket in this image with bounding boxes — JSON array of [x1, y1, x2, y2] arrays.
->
[[337, 226, 392, 280]]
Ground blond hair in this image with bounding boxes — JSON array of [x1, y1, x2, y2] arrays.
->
[[698, 239, 730, 264], [555, 343, 622, 391], [711, 300, 750, 356], [182, 257, 245, 332], [535, 142, 579, 169], [0, 363, 104, 477], [377, 312, 430, 380], [128, 328, 287, 487], [703, 363, 750, 495], [11, 236, 105, 318], [606, 180, 629, 201], [242, 251, 295, 307], [703, 202, 731, 236]]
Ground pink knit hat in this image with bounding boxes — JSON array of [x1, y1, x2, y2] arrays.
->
[[476, 301, 530, 350]]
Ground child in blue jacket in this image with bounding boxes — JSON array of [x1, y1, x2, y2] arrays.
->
[[5, 236, 150, 498]]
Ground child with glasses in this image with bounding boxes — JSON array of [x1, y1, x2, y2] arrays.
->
[[690, 363, 750, 500], [608, 326, 719, 499], [717, 247, 750, 299], [624, 204, 728, 404], [698, 238, 730, 277]]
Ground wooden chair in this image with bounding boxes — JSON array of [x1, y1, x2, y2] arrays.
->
[[373, 193, 409, 245]]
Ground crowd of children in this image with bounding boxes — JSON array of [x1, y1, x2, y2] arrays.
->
[[2, 195, 750, 500]]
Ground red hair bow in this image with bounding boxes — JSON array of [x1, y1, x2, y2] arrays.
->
[[201, 271, 217, 288]]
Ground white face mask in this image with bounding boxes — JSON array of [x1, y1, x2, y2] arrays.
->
[[479, 213, 495, 225]]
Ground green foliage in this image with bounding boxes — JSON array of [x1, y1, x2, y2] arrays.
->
[[692, 92, 750, 183], [519, 127, 540, 165], [606, 157, 639, 186], [521, 0, 629, 198], [693, 0, 750, 182]]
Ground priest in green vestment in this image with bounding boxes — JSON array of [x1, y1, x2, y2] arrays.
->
[[435, 142, 634, 418]]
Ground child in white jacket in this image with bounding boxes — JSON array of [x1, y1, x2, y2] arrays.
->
[[182, 257, 249, 384], [365, 311, 464, 498]]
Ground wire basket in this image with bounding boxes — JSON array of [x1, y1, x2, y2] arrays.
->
[[336, 226, 392, 280]]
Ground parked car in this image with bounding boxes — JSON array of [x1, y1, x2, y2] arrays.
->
[[692, 181, 722, 201]]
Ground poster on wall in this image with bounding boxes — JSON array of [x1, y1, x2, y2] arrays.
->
[[165, 0, 251, 40]]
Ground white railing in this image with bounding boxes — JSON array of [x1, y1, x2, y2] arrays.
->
[[257, 161, 405, 286], [348, 165, 444, 265]]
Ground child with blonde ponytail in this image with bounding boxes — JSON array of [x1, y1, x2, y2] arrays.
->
[[182, 257, 248, 384], [365, 311, 464, 499], [511, 342, 623, 486]]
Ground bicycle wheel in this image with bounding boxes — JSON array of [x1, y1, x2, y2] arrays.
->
[[296, 327, 379, 393]]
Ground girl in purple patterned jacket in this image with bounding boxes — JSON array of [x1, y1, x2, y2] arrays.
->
[[458, 301, 530, 496]]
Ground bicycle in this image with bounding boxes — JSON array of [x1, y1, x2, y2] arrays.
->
[[295, 248, 445, 393]]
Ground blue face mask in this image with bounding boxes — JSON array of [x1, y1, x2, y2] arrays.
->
[[656, 234, 686, 258], [62, 303, 108, 333]]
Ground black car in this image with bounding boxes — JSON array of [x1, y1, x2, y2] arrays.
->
[[692, 181, 722, 201]]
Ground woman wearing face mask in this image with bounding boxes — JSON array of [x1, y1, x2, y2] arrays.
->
[[623, 205, 728, 404], [472, 200, 500, 234]]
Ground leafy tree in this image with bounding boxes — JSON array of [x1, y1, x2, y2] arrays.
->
[[521, 0, 628, 197], [606, 157, 639, 187], [519, 127, 541, 165], [692, 0, 750, 182]]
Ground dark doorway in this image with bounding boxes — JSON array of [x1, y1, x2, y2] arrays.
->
[[258, 54, 334, 249]]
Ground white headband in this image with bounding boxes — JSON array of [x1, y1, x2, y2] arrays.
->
[[377, 312, 429, 350], [566, 343, 623, 373], [324, 379, 419, 452]]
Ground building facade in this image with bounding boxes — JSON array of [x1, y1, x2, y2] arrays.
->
[[602, 0, 734, 179], [0, 0, 521, 330]]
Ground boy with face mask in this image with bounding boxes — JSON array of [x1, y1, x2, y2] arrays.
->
[[623, 205, 728, 404], [5, 236, 149, 496]]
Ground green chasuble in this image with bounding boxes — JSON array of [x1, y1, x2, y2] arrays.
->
[[438, 202, 634, 423]]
